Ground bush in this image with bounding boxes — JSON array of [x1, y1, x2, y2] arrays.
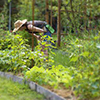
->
[[26, 65, 73, 88], [52, 33, 100, 99], [0, 31, 32, 72], [0, 31, 55, 73]]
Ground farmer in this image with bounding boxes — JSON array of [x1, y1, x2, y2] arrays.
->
[[13, 19, 55, 55], [13, 19, 48, 39]]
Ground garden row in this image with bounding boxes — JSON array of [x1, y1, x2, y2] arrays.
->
[[0, 31, 100, 100]]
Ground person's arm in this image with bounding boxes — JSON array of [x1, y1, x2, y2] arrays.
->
[[32, 33, 41, 40], [27, 24, 45, 33]]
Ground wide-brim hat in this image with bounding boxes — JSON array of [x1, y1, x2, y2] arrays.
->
[[13, 19, 27, 32]]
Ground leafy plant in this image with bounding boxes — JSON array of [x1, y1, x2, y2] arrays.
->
[[0, 32, 32, 72], [26, 65, 73, 89], [52, 33, 100, 99]]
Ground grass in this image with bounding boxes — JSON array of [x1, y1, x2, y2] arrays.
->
[[51, 33, 100, 67], [0, 76, 45, 100], [51, 49, 69, 66]]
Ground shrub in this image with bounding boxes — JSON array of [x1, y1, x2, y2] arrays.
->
[[0, 31, 32, 72], [26, 65, 73, 88]]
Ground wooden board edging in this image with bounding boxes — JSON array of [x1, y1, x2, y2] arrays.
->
[[0, 71, 66, 100]]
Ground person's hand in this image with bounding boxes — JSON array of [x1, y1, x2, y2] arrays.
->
[[43, 26, 47, 32], [32, 33, 41, 40]]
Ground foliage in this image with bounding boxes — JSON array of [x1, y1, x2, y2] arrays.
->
[[0, 0, 100, 99], [0, 31, 55, 73], [0, 2, 8, 32], [0, 31, 100, 99], [52, 32, 100, 99], [0, 32, 32, 72], [17, 0, 46, 21], [61, 0, 100, 33], [18, 30, 38, 46], [26, 32, 100, 100], [26, 65, 72, 89], [30, 34, 56, 68], [1, 0, 100, 34]]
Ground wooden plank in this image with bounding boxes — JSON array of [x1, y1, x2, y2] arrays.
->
[[84, 0, 87, 30], [45, 0, 49, 24], [32, 0, 35, 51], [50, 0, 53, 27], [57, 0, 61, 47]]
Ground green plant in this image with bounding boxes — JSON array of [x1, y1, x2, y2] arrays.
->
[[0, 31, 56, 73], [26, 65, 73, 89], [0, 2, 8, 34], [18, 30, 38, 46], [0, 31, 32, 72], [51, 33, 100, 99]]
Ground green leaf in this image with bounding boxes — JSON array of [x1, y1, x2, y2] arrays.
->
[[70, 56, 78, 62], [81, 51, 89, 57], [94, 36, 99, 40], [8, 0, 11, 3]]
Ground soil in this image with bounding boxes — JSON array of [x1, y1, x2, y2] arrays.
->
[[42, 85, 77, 100]]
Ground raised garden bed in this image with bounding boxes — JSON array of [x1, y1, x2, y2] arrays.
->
[[0, 71, 75, 100]]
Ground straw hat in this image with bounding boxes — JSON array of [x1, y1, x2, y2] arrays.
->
[[13, 19, 27, 32]]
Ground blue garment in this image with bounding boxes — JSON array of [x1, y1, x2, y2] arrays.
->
[[44, 31, 51, 37], [44, 30, 51, 41], [43, 26, 56, 48]]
